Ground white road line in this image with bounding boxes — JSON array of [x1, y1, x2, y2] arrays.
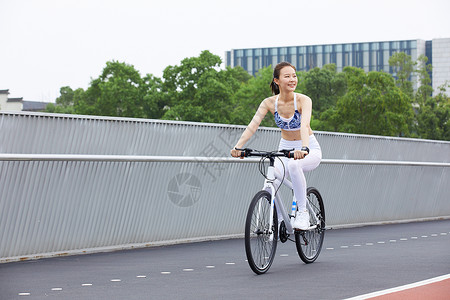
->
[[18, 293, 31, 296], [330, 231, 448, 250], [343, 274, 450, 300], [51, 228, 445, 295]]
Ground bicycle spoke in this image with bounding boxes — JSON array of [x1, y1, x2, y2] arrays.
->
[[296, 187, 325, 264], [245, 191, 278, 274]]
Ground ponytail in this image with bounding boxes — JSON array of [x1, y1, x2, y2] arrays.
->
[[270, 80, 280, 95]]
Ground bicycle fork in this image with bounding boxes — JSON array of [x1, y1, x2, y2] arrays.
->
[[264, 164, 277, 242], [263, 163, 297, 238]]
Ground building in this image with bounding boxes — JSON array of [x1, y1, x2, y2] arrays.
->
[[0, 89, 49, 112], [225, 38, 450, 96], [432, 38, 450, 94]]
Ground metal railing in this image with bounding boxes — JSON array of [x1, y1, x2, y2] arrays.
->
[[1, 111, 449, 262], [1, 154, 450, 167]]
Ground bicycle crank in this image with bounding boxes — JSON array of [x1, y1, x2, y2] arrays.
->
[[279, 221, 289, 243]]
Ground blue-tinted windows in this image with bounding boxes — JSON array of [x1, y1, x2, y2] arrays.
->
[[226, 39, 420, 77]]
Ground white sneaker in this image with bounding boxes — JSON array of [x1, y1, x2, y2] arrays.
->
[[293, 210, 310, 230]]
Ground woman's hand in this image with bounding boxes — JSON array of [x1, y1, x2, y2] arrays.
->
[[230, 148, 243, 159], [293, 149, 308, 160]]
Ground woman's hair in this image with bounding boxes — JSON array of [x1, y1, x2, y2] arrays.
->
[[270, 62, 296, 95]]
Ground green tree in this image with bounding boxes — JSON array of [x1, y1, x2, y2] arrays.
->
[[230, 66, 274, 126], [70, 63, 166, 119], [329, 67, 413, 136], [142, 74, 165, 119], [302, 64, 347, 119], [161, 51, 251, 123], [82, 61, 148, 118], [414, 55, 433, 106], [389, 52, 415, 99], [46, 86, 85, 114], [413, 54, 438, 139], [416, 83, 450, 140], [56, 86, 75, 107], [196, 67, 251, 123], [161, 50, 222, 110]]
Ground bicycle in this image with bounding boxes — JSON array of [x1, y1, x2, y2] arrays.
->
[[236, 148, 326, 275]]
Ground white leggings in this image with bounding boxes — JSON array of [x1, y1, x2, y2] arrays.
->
[[274, 135, 322, 211]]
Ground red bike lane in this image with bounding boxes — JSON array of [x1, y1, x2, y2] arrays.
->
[[348, 275, 450, 300]]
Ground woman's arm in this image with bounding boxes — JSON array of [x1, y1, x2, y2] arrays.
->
[[300, 95, 312, 147], [231, 99, 270, 157], [293, 94, 312, 160]]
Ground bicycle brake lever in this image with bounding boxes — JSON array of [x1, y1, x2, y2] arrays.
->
[[281, 149, 295, 158], [235, 147, 252, 157]]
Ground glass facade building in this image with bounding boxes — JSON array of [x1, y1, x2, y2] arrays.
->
[[225, 39, 450, 93], [226, 39, 426, 75]]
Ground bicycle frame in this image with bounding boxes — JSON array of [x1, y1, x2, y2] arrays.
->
[[261, 157, 294, 237], [263, 160, 319, 237], [242, 147, 326, 274]]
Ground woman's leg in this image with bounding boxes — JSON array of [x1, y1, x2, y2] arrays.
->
[[273, 157, 290, 223], [287, 149, 322, 211]]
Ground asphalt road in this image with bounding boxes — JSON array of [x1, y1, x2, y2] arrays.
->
[[1, 219, 449, 300]]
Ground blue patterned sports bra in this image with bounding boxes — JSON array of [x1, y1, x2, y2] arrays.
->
[[274, 94, 301, 131]]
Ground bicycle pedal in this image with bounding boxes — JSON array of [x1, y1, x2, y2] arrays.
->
[[294, 225, 317, 232]]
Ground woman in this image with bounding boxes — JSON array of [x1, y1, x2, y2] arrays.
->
[[230, 62, 322, 230]]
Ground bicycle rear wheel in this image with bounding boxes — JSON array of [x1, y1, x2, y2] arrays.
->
[[245, 190, 278, 275], [295, 187, 325, 263]]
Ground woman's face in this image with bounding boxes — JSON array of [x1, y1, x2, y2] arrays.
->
[[275, 66, 297, 92]]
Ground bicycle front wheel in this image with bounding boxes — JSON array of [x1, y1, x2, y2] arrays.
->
[[245, 190, 278, 275], [295, 187, 325, 263]]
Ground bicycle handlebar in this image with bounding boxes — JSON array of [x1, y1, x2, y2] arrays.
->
[[235, 148, 298, 159]]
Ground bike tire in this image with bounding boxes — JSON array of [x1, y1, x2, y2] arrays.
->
[[245, 190, 278, 275], [295, 187, 325, 263]]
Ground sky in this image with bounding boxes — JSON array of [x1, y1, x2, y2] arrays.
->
[[1, 0, 449, 102]]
